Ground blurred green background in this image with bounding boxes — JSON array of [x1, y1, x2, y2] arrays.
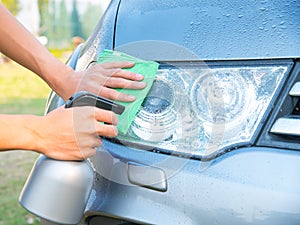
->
[[1, 0, 108, 49], [0, 60, 51, 225], [0, 0, 109, 224]]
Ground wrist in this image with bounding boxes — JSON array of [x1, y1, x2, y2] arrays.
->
[[40, 59, 75, 100], [18, 115, 46, 153], [0, 114, 45, 153]]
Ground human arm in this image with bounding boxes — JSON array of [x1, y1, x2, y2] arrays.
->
[[0, 106, 118, 160], [0, 3, 145, 101]]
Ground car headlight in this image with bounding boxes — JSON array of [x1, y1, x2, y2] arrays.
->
[[116, 62, 290, 159]]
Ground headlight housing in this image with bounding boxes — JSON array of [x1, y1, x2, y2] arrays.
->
[[116, 61, 290, 159], [45, 60, 291, 159]]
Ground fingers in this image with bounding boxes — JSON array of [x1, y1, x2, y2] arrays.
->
[[72, 108, 119, 159], [95, 123, 118, 137], [100, 61, 135, 69], [92, 107, 117, 124], [93, 62, 145, 81], [97, 86, 137, 102], [92, 107, 119, 137], [103, 76, 146, 89], [71, 106, 119, 136], [41, 106, 120, 161], [75, 62, 147, 102], [84, 137, 103, 158], [108, 69, 145, 81]]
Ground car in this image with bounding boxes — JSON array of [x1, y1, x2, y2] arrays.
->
[[20, 0, 300, 224]]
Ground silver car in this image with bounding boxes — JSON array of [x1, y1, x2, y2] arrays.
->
[[20, 0, 300, 224]]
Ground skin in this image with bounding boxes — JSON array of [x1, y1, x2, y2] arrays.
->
[[0, 3, 146, 160]]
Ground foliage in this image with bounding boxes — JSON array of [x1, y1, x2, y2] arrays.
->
[[37, 0, 49, 36], [71, 0, 83, 38], [39, 0, 105, 49], [58, 0, 72, 46], [1, 0, 20, 15], [82, 2, 104, 36]]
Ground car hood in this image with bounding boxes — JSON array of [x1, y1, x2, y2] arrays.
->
[[114, 0, 300, 61]]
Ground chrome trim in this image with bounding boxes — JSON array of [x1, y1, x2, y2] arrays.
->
[[270, 117, 300, 136], [289, 82, 300, 96]]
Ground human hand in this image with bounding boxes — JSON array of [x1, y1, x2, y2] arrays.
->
[[35, 106, 118, 161], [57, 61, 146, 102]]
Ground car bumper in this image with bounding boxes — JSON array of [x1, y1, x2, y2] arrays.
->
[[84, 141, 300, 225]]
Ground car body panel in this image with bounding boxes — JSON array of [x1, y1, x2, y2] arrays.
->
[[85, 143, 300, 225], [115, 0, 300, 61], [38, 0, 300, 224]]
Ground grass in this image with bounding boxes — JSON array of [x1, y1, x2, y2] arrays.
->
[[0, 60, 51, 114], [0, 60, 51, 225]]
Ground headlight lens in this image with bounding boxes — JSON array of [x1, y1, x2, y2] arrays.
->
[[117, 62, 289, 158], [131, 78, 178, 142]]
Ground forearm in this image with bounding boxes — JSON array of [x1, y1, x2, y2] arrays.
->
[[0, 114, 42, 152], [0, 4, 147, 103], [0, 4, 73, 97], [0, 107, 119, 160]]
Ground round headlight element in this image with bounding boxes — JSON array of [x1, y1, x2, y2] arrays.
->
[[117, 63, 289, 159], [131, 79, 178, 142], [191, 69, 250, 123], [190, 68, 256, 143]]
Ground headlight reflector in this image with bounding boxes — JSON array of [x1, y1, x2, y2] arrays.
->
[[117, 62, 289, 158], [131, 79, 178, 142]]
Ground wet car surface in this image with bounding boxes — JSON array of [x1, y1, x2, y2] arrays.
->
[[35, 0, 300, 224]]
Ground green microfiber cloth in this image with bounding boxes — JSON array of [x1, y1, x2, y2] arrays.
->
[[97, 49, 159, 134]]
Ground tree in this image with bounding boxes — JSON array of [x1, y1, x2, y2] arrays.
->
[[37, 0, 49, 36], [57, 0, 72, 47], [82, 2, 104, 37], [1, 0, 20, 15], [70, 0, 83, 38], [46, 0, 57, 48]]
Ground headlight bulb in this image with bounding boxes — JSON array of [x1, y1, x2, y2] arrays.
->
[[131, 79, 178, 142], [191, 70, 249, 123], [191, 68, 255, 143]]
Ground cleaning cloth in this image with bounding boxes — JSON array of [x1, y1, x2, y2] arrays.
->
[[97, 49, 159, 134]]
